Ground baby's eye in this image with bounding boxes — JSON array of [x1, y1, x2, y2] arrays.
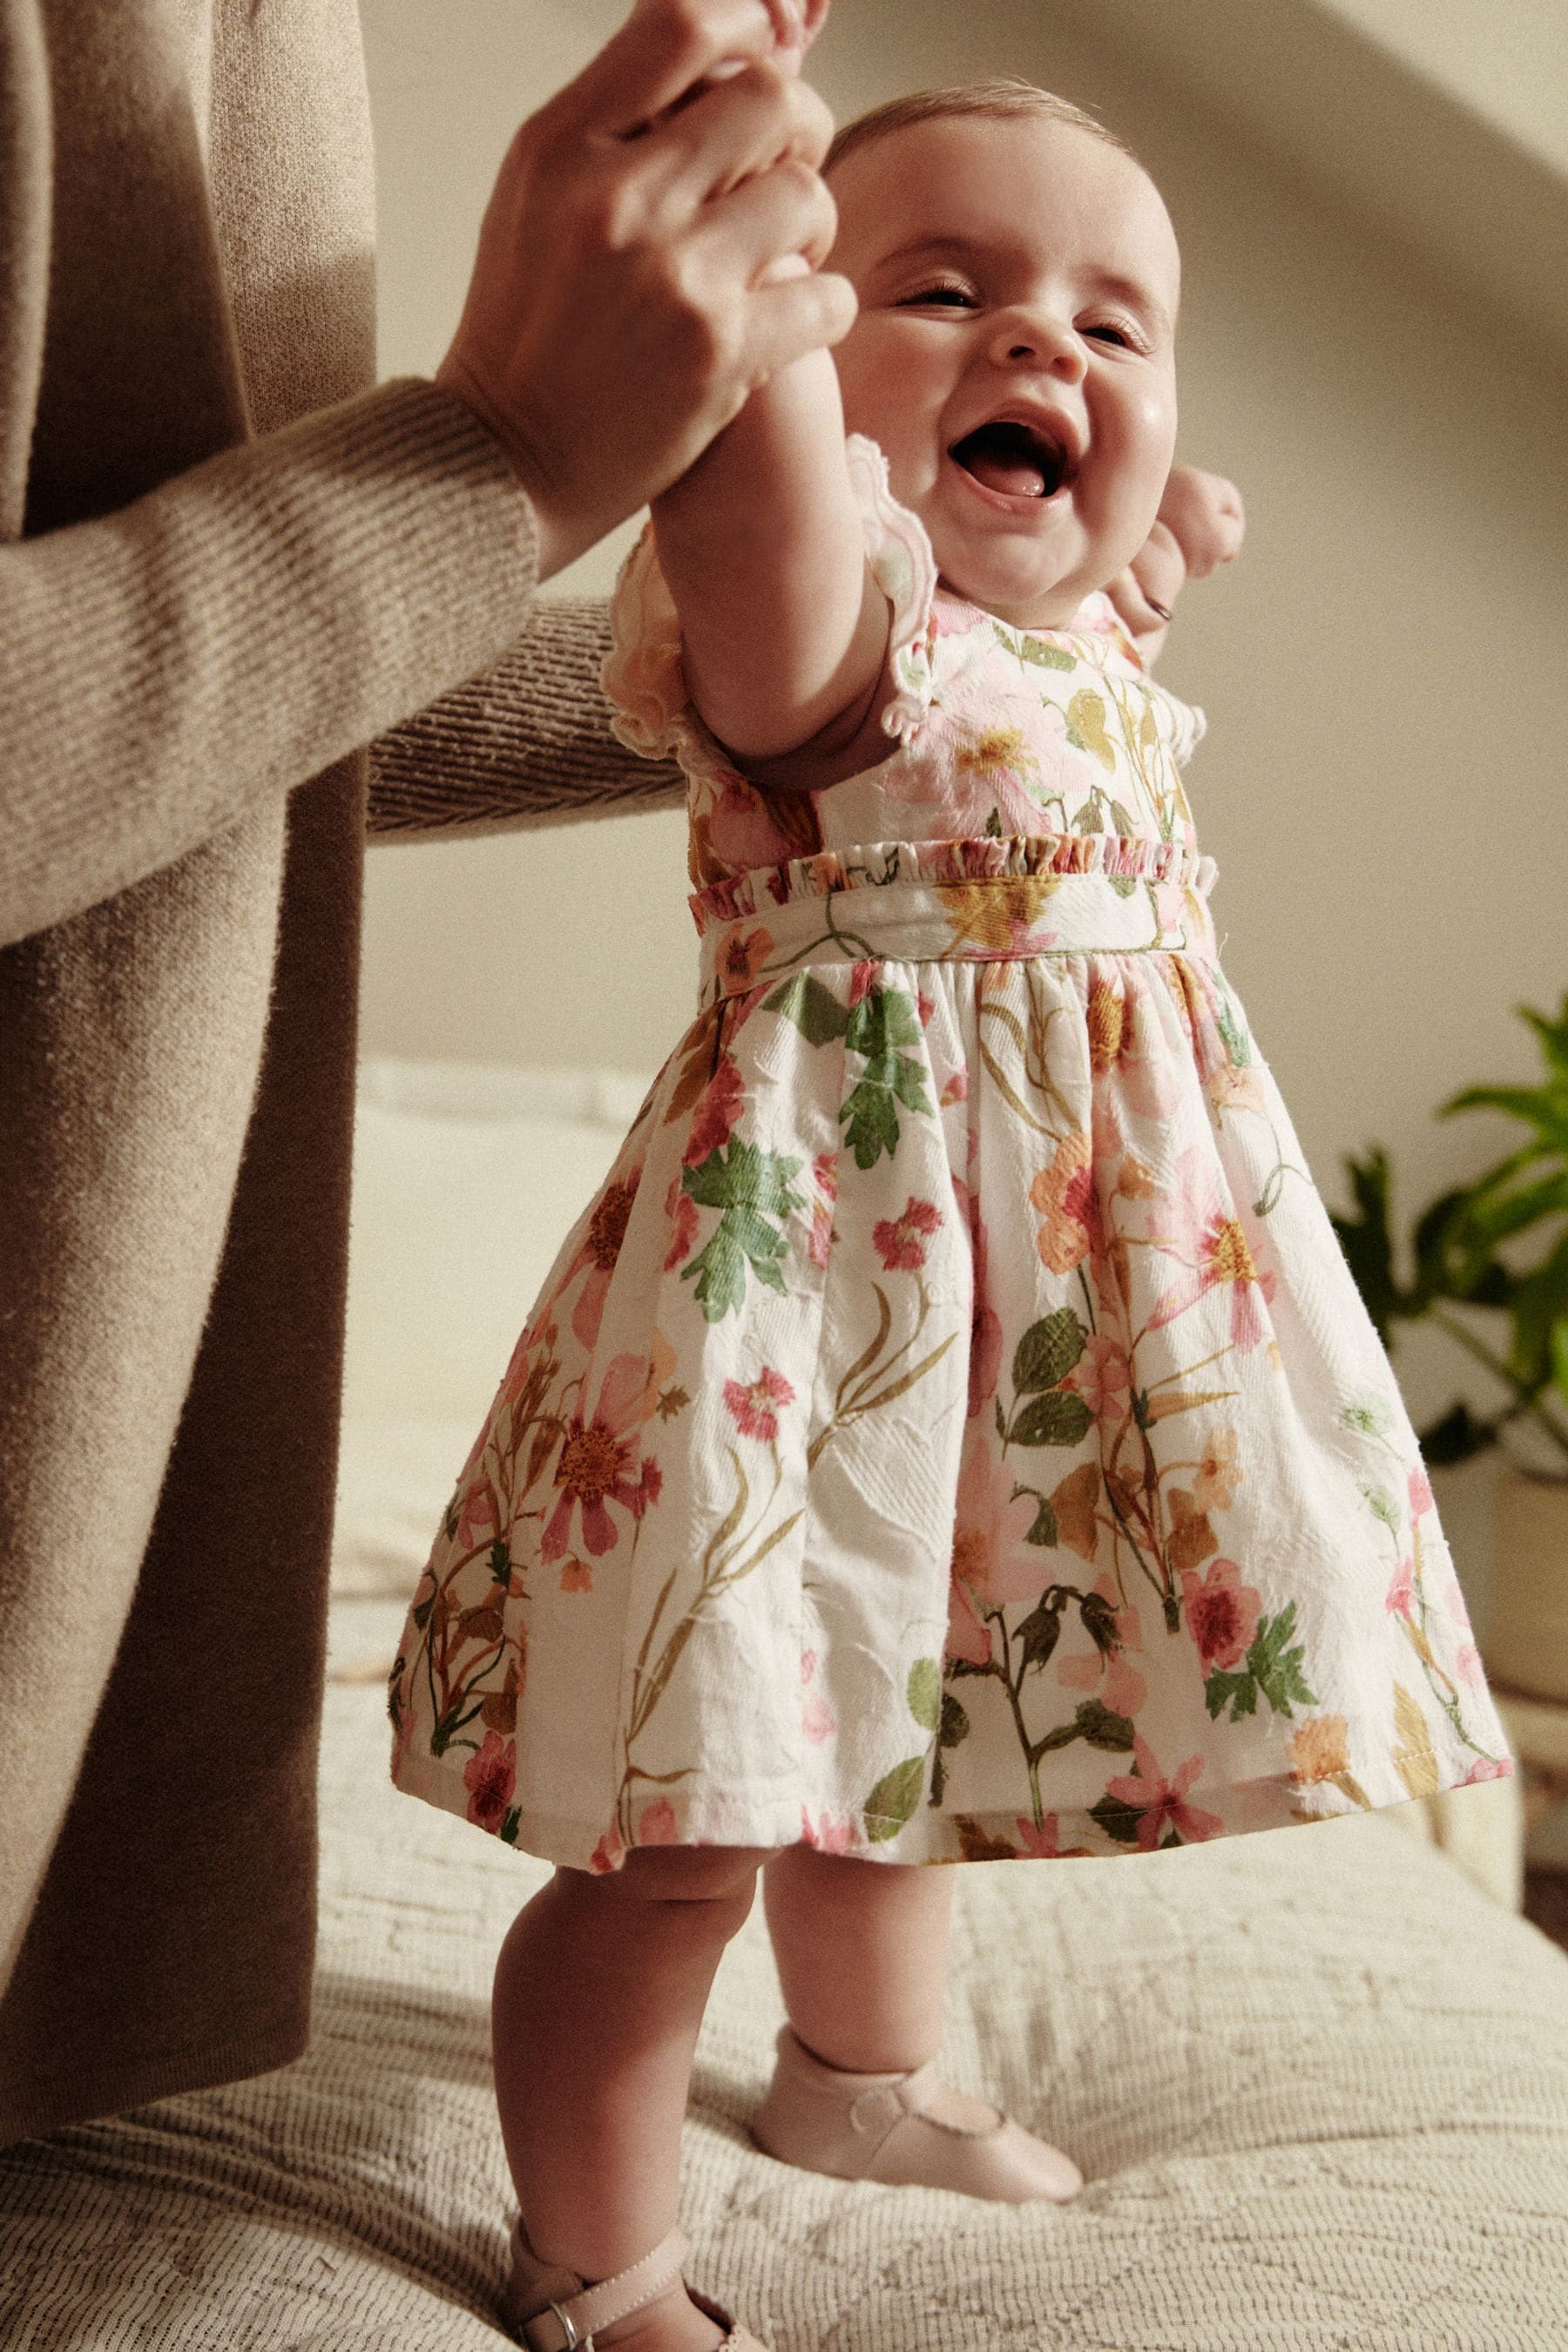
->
[[1083, 319, 1146, 352], [898, 284, 977, 309]]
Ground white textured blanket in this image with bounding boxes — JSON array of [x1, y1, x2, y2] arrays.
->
[[2, 1603, 1565, 2349]]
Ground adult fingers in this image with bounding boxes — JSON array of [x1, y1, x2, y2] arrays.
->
[[558, 0, 802, 142], [642, 64, 835, 214]]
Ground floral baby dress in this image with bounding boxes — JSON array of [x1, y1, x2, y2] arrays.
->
[[389, 436, 1511, 1871]]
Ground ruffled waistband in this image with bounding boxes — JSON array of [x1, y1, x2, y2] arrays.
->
[[692, 835, 1220, 1008]]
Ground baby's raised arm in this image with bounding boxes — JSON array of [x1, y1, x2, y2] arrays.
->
[[649, 349, 895, 785]]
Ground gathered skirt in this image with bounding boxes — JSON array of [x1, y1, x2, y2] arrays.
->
[[389, 834, 1511, 1869]]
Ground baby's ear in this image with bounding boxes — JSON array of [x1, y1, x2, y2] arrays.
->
[[1158, 469, 1245, 581]]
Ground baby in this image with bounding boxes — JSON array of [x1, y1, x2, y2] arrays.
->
[[390, 59, 1505, 2352]]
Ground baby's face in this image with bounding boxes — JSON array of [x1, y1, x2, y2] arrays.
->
[[828, 114, 1180, 627]]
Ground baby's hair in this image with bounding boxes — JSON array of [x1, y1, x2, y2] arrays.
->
[[824, 78, 1140, 180]]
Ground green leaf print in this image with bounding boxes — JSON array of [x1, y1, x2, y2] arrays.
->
[[489, 1540, 511, 1585], [1076, 1698, 1138, 1752], [907, 1657, 942, 1734], [1011, 1390, 1095, 1448], [766, 971, 851, 1046], [1013, 1310, 1087, 1393], [1204, 1603, 1319, 1724], [1024, 1494, 1058, 1547], [1037, 1699, 1136, 1755], [1017, 1594, 1066, 1672], [838, 985, 934, 1171], [1362, 1482, 1402, 1535], [1010, 628, 1077, 672], [938, 1693, 970, 1750], [1089, 1791, 1144, 1845], [680, 1141, 805, 1323], [1213, 981, 1253, 1069], [499, 1808, 521, 1847], [864, 1754, 928, 1842]]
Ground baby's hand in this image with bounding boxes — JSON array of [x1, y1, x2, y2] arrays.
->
[[1106, 468, 1245, 659]]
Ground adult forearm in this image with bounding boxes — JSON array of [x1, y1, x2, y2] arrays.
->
[[0, 381, 536, 949], [368, 597, 684, 840]]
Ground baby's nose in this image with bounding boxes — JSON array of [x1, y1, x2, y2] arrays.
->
[[988, 309, 1085, 380]]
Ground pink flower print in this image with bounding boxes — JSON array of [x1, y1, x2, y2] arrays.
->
[[589, 1825, 625, 1875], [463, 1731, 516, 1834], [718, 925, 774, 992], [1030, 1131, 1096, 1274], [801, 1650, 837, 1745], [1067, 1333, 1132, 1426], [916, 990, 936, 1028], [1146, 1146, 1277, 1353], [684, 1056, 746, 1166], [708, 780, 801, 872], [632, 1456, 663, 1519], [848, 958, 879, 1007], [561, 1168, 643, 1349], [950, 1444, 1045, 1607], [664, 1179, 700, 1271], [1454, 1641, 1485, 1689], [1013, 1814, 1092, 1861], [1179, 1558, 1262, 1673], [1104, 1737, 1224, 1852], [941, 1066, 970, 1106], [873, 1195, 943, 1272], [637, 1797, 680, 1844], [724, 1365, 794, 1443], [455, 1477, 497, 1552], [1057, 1571, 1146, 1717], [1463, 1755, 1513, 1783], [945, 1574, 994, 1668], [541, 1354, 651, 1562], [801, 1806, 856, 1854], [1386, 1557, 1416, 1619], [808, 1152, 838, 1269], [1408, 1466, 1435, 1521]]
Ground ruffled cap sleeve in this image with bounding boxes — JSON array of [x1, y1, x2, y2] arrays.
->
[[843, 433, 939, 742]]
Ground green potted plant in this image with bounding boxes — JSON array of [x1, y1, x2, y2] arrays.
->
[[1332, 995, 1568, 1700]]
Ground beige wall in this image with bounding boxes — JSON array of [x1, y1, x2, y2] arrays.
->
[[357, 0, 1568, 1482]]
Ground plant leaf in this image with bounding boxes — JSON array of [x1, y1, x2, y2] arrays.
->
[[1011, 1389, 1095, 1449], [1391, 1683, 1440, 1800], [907, 1656, 941, 1733], [1012, 1308, 1087, 1394], [864, 1754, 927, 1842]]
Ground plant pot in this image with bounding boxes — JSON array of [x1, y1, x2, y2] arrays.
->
[[1486, 1469, 1568, 1706]]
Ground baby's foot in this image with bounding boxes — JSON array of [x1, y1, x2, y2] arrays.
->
[[595, 2279, 727, 2352], [752, 2024, 1083, 2204]]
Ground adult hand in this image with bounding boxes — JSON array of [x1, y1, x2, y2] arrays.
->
[[438, 0, 853, 581]]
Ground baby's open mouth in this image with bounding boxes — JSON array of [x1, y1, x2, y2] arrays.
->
[[950, 420, 1074, 501]]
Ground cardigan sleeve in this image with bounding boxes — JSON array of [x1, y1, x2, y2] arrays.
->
[[368, 594, 685, 841], [0, 378, 539, 950]]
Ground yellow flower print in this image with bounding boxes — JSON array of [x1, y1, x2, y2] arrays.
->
[[953, 724, 1034, 789], [1192, 1426, 1243, 1512], [935, 876, 1058, 953], [1067, 688, 1116, 772], [1288, 1714, 1350, 1785]]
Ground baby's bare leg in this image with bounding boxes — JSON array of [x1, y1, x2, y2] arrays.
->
[[493, 1843, 768, 2350], [762, 1843, 954, 2069], [759, 1846, 1081, 2201]]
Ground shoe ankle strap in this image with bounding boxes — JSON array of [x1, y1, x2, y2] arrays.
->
[[517, 2227, 692, 2351], [848, 2054, 943, 2138]]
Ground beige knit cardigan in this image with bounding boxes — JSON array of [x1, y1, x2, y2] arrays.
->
[[0, 0, 679, 2146]]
